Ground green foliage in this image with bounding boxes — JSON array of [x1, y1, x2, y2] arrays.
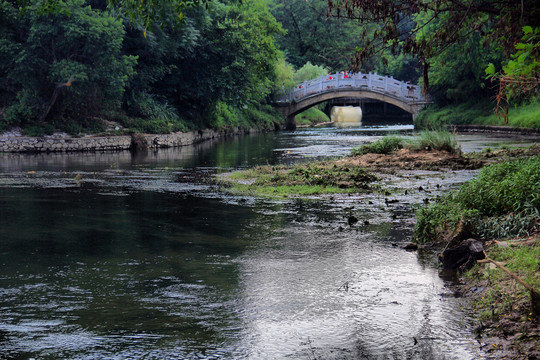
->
[[269, 0, 364, 71], [293, 61, 329, 83], [374, 53, 421, 84], [414, 155, 540, 243], [119, 116, 187, 134], [417, 23, 502, 104], [350, 136, 404, 156], [296, 107, 330, 126], [455, 156, 540, 216], [1, 0, 287, 134], [486, 26, 540, 114], [123, 91, 188, 133], [414, 198, 475, 244], [23, 123, 55, 137], [415, 100, 540, 130], [273, 54, 296, 93], [209, 101, 241, 129], [1, 0, 136, 128], [242, 104, 283, 128], [469, 210, 539, 240], [406, 131, 459, 153], [19, 0, 211, 33], [187, 1, 283, 109]]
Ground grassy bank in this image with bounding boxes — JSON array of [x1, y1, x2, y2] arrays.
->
[[415, 99, 540, 130], [295, 107, 330, 126], [463, 240, 540, 357], [414, 155, 540, 244], [413, 154, 539, 356], [465, 241, 539, 322]]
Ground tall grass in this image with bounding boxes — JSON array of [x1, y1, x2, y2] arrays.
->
[[350, 131, 459, 156], [406, 130, 459, 153], [414, 155, 540, 243]]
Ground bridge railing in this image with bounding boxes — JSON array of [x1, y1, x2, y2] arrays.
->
[[275, 72, 426, 104]]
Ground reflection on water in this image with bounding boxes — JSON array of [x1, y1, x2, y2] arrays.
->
[[1, 124, 533, 359]]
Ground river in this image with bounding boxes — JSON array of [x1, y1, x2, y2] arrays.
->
[[0, 124, 535, 359]]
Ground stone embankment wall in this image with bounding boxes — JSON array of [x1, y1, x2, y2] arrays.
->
[[0, 128, 261, 153]]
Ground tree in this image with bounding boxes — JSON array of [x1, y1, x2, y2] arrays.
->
[[486, 26, 540, 122], [170, 1, 282, 113], [1, 0, 136, 129], [293, 61, 329, 83], [269, 0, 365, 71], [19, 0, 212, 34], [327, 0, 540, 95]]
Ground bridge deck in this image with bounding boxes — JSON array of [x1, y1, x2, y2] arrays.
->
[[275, 72, 427, 105]]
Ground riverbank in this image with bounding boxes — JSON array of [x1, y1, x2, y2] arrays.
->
[[413, 152, 539, 359], [0, 125, 277, 153], [456, 238, 540, 359], [415, 100, 540, 130]]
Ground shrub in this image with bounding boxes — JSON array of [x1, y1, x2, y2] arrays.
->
[[123, 91, 188, 133]]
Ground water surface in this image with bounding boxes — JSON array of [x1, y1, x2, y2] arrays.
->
[[1, 124, 533, 359]]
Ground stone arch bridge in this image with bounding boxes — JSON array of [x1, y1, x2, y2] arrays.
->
[[273, 72, 430, 130]]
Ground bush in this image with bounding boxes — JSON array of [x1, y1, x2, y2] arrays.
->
[[123, 91, 188, 133], [243, 104, 283, 128], [454, 156, 540, 216], [209, 101, 245, 129], [23, 124, 55, 137]]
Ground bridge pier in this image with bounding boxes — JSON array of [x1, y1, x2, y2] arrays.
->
[[285, 115, 296, 130]]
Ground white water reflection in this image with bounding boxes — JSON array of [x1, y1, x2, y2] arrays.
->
[[235, 204, 482, 359]]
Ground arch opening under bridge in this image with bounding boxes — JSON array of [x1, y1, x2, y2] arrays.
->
[[273, 72, 430, 130]]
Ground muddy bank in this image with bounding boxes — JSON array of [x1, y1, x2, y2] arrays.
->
[[448, 237, 540, 359], [342, 144, 540, 172]]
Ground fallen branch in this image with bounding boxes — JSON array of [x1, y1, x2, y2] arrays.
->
[[478, 252, 540, 317]]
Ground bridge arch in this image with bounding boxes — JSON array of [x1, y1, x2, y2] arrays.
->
[[273, 72, 429, 130]]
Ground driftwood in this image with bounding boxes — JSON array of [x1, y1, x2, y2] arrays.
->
[[478, 253, 540, 317]]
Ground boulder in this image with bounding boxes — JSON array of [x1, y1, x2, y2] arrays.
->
[[441, 238, 485, 271], [403, 243, 418, 251]]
